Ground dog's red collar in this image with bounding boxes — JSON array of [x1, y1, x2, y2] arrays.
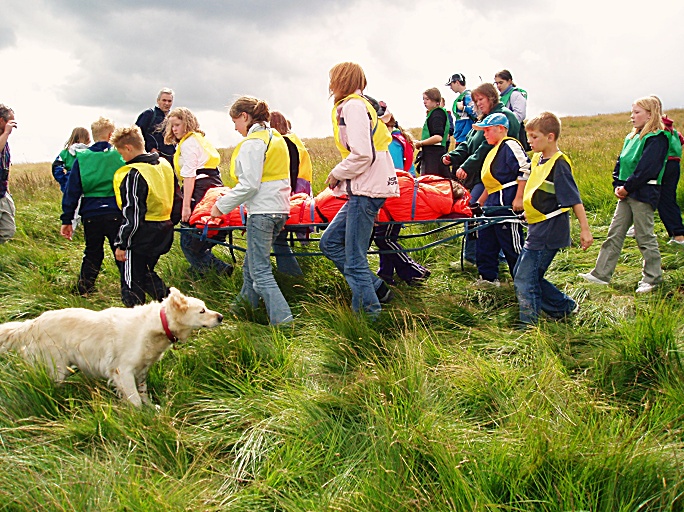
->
[[160, 307, 178, 344]]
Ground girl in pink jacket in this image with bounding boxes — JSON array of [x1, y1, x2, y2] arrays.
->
[[319, 62, 399, 318]]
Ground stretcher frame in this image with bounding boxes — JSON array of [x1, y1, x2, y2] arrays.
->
[[176, 206, 523, 269]]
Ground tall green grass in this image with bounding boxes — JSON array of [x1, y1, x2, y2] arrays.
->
[[0, 110, 683, 510]]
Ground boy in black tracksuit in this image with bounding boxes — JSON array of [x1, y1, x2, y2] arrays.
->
[[110, 125, 179, 307]]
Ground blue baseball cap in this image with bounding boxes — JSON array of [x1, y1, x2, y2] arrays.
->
[[473, 113, 509, 130]]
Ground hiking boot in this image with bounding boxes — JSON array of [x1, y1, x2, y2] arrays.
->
[[578, 272, 609, 285], [668, 237, 684, 246], [376, 281, 394, 303], [377, 273, 396, 285], [407, 270, 431, 287], [216, 263, 234, 276], [474, 276, 500, 288]]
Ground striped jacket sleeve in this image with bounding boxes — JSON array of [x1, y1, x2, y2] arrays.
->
[[115, 168, 149, 250]]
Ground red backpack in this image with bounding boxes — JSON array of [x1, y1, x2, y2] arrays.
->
[[392, 131, 414, 172]]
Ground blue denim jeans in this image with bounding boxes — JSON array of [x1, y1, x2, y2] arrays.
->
[[273, 229, 303, 276], [513, 246, 576, 325], [320, 195, 385, 316], [239, 214, 293, 325]]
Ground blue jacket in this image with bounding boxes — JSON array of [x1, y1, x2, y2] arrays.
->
[[60, 141, 121, 224], [447, 103, 521, 190], [135, 106, 176, 162]]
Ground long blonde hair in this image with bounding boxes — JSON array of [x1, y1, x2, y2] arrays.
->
[[329, 62, 367, 103], [164, 107, 204, 144], [629, 96, 664, 139], [64, 127, 91, 148]]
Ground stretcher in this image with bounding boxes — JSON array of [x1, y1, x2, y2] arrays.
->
[[175, 205, 522, 269]]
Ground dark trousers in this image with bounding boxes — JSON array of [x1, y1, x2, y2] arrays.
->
[[120, 250, 169, 307], [463, 182, 485, 264], [476, 218, 525, 281], [657, 160, 684, 237], [374, 223, 429, 284], [181, 175, 232, 273], [78, 213, 124, 295]]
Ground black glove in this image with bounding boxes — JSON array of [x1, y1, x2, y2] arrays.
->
[[469, 202, 484, 217]]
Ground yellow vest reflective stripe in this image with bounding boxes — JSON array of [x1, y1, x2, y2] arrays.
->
[[523, 151, 572, 224], [173, 132, 221, 181], [113, 160, 175, 221], [331, 94, 392, 158], [284, 132, 313, 183], [481, 137, 522, 193], [229, 128, 290, 183]]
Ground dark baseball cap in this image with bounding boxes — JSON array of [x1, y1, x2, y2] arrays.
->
[[445, 73, 465, 86]]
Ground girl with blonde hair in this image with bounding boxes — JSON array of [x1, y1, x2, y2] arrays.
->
[[319, 62, 399, 317], [211, 96, 293, 325], [165, 107, 233, 276], [580, 96, 668, 293], [52, 127, 91, 194]]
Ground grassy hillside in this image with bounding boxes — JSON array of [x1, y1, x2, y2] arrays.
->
[[2, 110, 684, 511]]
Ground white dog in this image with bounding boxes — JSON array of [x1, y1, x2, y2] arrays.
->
[[0, 287, 223, 406]]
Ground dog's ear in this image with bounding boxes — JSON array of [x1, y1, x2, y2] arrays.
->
[[167, 288, 189, 313]]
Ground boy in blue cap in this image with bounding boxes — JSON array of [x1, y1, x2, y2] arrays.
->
[[471, 113, 530, 287]]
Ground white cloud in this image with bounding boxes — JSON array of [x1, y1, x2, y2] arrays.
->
[[2, 0, 684, 163]]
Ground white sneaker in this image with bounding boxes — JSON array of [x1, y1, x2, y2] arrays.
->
[[578, 272, 609, 285], [668, 238, 684, 246], [474, 276, 500, 288], [635, 282, 656, 294], [626, 226, 635, 238]]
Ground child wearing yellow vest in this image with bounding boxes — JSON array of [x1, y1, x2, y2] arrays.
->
[[514, 112, 592, 326], [319, 62, 399, 318], [164, 107, 233, 277], [579, 97, 668, 294], [211, 96, 293, 326], [111, 125, 177, 307], [470, 112, 529, 287]]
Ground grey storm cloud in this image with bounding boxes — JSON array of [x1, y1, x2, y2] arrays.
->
[[0, 18, 16, 50], [16, 0, 348, 111]]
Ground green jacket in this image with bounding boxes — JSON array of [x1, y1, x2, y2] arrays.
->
[[447, 103, 520, 190]]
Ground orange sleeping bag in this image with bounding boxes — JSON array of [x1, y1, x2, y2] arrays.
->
[[188, 172, 472, 234], [378, 171, 471, 222]]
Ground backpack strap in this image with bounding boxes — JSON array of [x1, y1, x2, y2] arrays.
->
[[315, 205, 329, 224], [411, 179, 420, 221], [239, 204, 247, 226]]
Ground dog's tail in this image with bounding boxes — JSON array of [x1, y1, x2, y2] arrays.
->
[[0, 319, 36, 352]]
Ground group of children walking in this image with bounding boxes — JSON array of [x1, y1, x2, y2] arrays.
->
[[51, 62, 682, 329], [55, 97, 297, 326]]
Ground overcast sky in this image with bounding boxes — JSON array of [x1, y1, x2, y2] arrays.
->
[[3, 0, 683, 163]]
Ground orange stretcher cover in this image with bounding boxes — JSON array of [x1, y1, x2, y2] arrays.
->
[[188, 171, 472, 236]]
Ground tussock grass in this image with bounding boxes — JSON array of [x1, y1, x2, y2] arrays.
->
[[1, 110, 684, 510]]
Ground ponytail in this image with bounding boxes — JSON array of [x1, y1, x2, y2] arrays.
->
[[229, 96, 271, 131]]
